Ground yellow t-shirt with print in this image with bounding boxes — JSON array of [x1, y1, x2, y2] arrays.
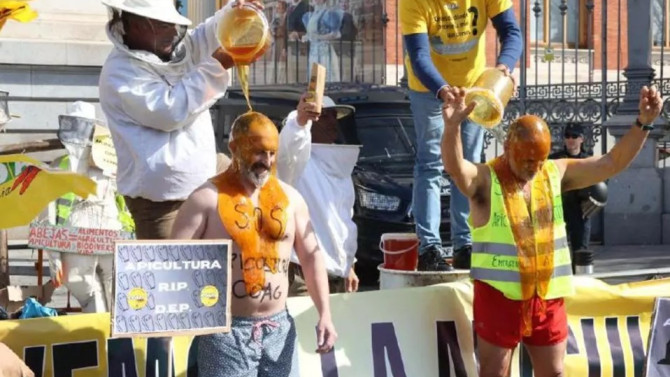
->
[[399, 0, 512, 92]]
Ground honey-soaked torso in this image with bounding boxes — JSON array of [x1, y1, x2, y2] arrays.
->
[[197, 175, 296, 318]]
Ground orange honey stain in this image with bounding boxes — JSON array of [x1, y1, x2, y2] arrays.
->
[[213, 170, 288, 296], [494, 115, 555, 337], [211, 112, 287, 296]]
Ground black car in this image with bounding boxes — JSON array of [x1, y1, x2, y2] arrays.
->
[[212, 84, 452, 280]]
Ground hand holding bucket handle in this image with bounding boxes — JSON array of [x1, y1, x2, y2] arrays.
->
[[495, 64, 516, 93]]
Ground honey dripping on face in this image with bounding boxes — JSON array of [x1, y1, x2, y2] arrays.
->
[[492, 155, 555, 337], [213, 113, 286, 295]]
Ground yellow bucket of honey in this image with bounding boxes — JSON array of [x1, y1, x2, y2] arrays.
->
[[217, 3, 272, 65], [465, 68, 515, 129]]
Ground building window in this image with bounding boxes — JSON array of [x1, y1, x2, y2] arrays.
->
[[653, 0, 669, 47], [530, 0, 590, 48]]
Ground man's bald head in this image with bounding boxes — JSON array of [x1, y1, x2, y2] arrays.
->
[[229, 112, 279, 188], [504, 115, 552, 182], [506, 115, 551, 150], [229, 112, 279, 145]]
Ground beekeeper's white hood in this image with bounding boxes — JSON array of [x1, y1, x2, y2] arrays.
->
[[101, 0, 192, 26]]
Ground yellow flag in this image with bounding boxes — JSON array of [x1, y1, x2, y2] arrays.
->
[[0, 154, 96, 229], [0, 0, 38, 32]]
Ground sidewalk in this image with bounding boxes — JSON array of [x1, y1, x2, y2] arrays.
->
[[589, 244, 670, 284]]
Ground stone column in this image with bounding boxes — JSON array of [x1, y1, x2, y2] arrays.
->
[[603, 0, 665, 245]]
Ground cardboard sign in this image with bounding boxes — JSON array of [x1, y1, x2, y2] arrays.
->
[[306, 63, 326, 112], [111, 240, 232, 338], [645, 297, 670, 377], [90, 125, 118, 175], [28, 224, 134, 255]]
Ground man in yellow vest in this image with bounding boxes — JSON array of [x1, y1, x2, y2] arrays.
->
[[441, 86, 662, 377], [53, 156, 135, 233]]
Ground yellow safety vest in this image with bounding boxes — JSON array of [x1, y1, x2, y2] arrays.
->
[[55, 155, 135, 233], [469, 160, 574, 300]]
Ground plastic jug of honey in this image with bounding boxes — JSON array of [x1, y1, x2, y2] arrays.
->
[[217, 3, 272, 111], [217, 3, 272, 65], [465, 68, 515, 129]]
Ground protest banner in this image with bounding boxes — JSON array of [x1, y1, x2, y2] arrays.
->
[[90, 125, 117, 175], [0, 276, 667, 377], [645, 297, 670, 377], [27, 225, 133, 255], [111, 240, 233, 338], [0, 154, 96, 229]]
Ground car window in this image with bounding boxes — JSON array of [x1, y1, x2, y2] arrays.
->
[[355, 116, 416, 159]]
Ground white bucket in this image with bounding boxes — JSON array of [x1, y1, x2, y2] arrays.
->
[[378, 264, 470, 290]]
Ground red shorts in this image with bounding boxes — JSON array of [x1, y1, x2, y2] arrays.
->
[[473, 280, 568, 349]]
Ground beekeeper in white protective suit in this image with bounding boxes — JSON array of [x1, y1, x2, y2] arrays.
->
[[98, 0, 260, 240], [278, 95, 361, 295], [45, 101, 135, 313]]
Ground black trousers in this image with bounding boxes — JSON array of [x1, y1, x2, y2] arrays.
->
[[562, 196, 592, 268]]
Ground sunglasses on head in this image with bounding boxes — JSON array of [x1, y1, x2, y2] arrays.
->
[[564, 133, 581, 139]]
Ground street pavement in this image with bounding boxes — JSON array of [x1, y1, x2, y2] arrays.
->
[[4, 242, 670, 312]]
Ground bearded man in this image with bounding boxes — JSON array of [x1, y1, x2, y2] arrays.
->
[[171, 112, 337, 377]]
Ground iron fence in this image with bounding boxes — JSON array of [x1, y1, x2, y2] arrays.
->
[[231, 0, 388, 86]]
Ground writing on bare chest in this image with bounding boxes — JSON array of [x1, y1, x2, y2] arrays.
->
[[212, 173, 290, 296], [230, 201, 288, 241]]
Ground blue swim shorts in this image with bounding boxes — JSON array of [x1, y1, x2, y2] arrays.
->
[[197, 309, 299, 377]]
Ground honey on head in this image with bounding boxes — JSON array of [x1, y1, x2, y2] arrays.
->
[[231, 112, 278, 146], [506, 115, 551, 159], [231, 111, 276, 135], [230, 111, 279, 174]]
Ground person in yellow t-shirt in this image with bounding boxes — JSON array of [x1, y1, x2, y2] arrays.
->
[[399, 0, 522, 271]]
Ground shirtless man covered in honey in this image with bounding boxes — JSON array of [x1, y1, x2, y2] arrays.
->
[[171, 112, 337, 377]]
